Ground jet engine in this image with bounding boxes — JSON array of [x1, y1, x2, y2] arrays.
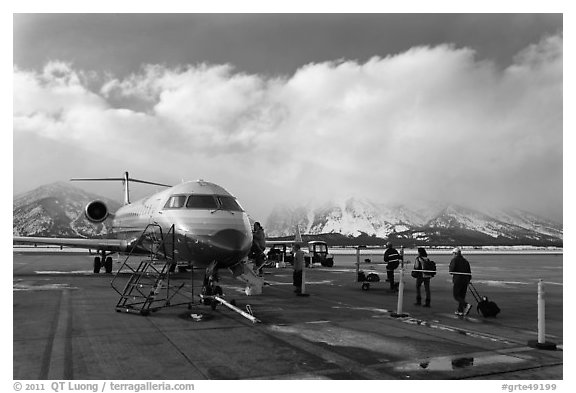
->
[[84, 200, 109, 223]]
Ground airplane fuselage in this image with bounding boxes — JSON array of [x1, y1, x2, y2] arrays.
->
[[111, 181, 253, 269]]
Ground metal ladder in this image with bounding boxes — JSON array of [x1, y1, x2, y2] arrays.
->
[[111, 224, 193, 315]]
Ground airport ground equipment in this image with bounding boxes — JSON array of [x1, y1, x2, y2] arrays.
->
[[198, 294, 261, 323], [528, 279, 557, 350], [111, 224, 194, 315], [266, 240, 334, 268], [305, 241, 334, 267], [392, 246, 408, 317], [266, 243, 294, 266], [468, 282, 501, 318], [355, 245, 396, 291], [355, 245, 380, 291]]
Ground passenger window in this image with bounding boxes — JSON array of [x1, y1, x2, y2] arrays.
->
[[164, 195, 187, 209], [218, 196, 243, 212], [186, 195, 218, 209]]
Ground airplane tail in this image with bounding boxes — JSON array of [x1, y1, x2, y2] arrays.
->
[[294, 225, 303, 244], [71, 171, 171, 205]]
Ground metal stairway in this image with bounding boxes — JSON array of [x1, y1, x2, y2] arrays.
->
[[111, 224, 194, 315]]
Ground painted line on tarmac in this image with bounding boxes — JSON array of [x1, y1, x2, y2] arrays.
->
[[13, 281, 79, 291], [332, 305, 392, 314], [35, 270, 95, 275], [264, 279, 335, 286], [328, 269, 357, 273], [39, 289, 74, 380], [473, 280, 530, 287], [398, 316, 518, 345]]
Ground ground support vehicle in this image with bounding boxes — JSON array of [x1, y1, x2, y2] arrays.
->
[[304, 241, 334, 267], [266, 243, 294, 267]]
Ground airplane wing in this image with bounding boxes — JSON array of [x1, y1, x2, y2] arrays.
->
[[265, 225, 303, 248], [13, 236, 128, 253], [265, 240, 295, 247]]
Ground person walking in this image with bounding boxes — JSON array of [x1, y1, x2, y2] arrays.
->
[[413, 247, 432, 307], [250, 222, 267, 269], [292, 243, 305, 295], [384, 242, 401, 291], [449, 247, 472, 316]]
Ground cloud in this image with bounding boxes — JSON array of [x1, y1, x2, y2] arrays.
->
[[13, 34, 563, 222]]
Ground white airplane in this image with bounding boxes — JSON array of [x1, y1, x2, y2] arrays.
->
[[13, 172, 265, 295]]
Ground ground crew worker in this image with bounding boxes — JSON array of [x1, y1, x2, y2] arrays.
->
[[384, 242, 401, 291], [449, 247, 472, 316], [292, 243, 304, 295], [251, 222, 266, 268]]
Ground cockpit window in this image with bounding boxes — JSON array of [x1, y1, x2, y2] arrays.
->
[[217, 196, 243, 212], [186, 195, 218, 209], [164, 195, 187, 209], [163, 194, 240, 211]]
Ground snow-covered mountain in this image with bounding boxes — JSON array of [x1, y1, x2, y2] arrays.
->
[[13, 183, 563, 246], [13, 182, 122, 238], [265, 198, 563, 246]]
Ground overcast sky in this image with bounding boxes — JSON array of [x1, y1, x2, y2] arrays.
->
[[12, 13, 563, 223]]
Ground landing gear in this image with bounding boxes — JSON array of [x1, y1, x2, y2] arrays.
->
[[104, 257, 113, 273], [93, 257, 101, 273], [93, 251, 115, 274], [197, 261, 261, 324], [201, 261, 223, 307]]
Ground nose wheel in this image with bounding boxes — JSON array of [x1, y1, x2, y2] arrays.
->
[[201, 261, 223, 308]]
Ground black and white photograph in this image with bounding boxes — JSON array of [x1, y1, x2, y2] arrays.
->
[[10, 4, 567, 388]]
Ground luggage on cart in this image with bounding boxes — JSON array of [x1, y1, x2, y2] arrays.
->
[[366, 273, 380, 282], [357, 270, 381, 291], [468, 282, 501, 317]]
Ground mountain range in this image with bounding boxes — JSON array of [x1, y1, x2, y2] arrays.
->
[[265, 198, 563, 247], [13, 182, 122, 238], [13, 182, 563, 247]]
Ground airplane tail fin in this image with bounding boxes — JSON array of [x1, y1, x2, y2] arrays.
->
[[71, 171, 171, 205], [294, 225, 303, 244]]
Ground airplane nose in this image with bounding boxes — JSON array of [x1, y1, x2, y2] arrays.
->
[[174, 226, 252, 267], [212, 229, 251, 252]]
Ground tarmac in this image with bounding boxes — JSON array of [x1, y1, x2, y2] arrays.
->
[[13, 251, 563, 380]]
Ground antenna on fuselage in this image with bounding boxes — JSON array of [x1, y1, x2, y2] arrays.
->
[[71, 171, 171, 205]]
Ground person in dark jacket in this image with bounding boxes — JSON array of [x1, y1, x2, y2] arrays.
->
[[292, 243, 305, 294], [384, 242, 401, 291], [414, 247, 432, 307], [449, 247, 472, 316], [250, 222, 267, 268]]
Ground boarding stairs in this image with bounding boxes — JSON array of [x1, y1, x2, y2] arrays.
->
[[111, 224, 194, 315]]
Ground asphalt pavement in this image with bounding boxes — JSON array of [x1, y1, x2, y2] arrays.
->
[[13, 251, 563, 381]]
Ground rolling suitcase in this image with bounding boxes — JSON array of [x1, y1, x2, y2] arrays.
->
[[469, 282, 501, 317]]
